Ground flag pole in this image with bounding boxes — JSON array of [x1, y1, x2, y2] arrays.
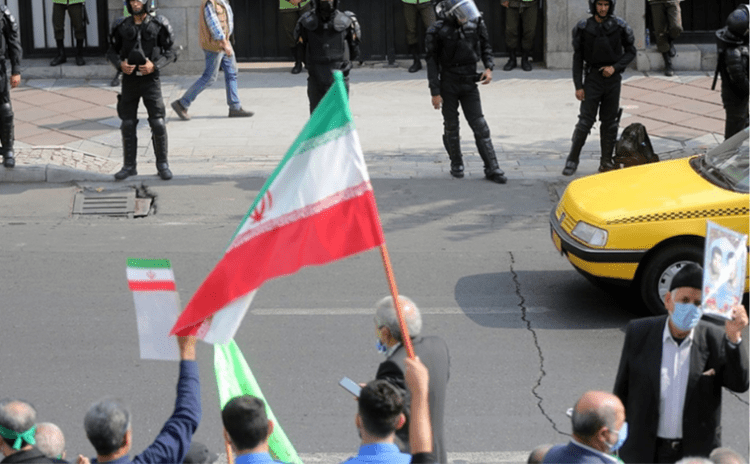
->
[[379, 243, 415, 359]]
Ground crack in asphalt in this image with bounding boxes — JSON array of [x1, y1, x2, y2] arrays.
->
[[728, 390, 749, 406], [509, 251, 570, 437]]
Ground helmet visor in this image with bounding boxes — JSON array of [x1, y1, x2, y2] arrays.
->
[[447, 0, 480, 23]]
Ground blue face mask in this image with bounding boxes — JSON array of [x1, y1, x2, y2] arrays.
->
[[608, 421, 628, 453], [671, 302, 703, 331], [376, 340, 387, 354]]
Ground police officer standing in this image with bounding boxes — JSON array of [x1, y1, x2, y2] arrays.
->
[[0, 5, 20, 169], [295, 0, 360, 113], [107, 0, 177, 180], [562, 0, 635, 176], [50, 0, 87, 66], [280, 0, 311, 74], [715, 5, 749, 140], [426, 0, 506, 184]]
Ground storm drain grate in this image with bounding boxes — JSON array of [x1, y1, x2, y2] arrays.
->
[[73, 188, 155, 218]]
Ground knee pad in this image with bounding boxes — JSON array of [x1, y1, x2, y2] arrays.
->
[[443, 119, 460, 134], [0, 102, 13, 120], [148, 118, 167, 137], [468, 117, 490, 139], [121, 119, 138, 134]]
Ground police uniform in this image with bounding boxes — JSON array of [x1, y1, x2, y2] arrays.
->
[[402, 0, 436, 73], [0, 6, 20, 168], [50, 0, 86, 66], [280, 0, 311, 74], [501, 0, 538, 72], [294, 0, 360, 113], [425, 0, 506, 183], [648, 0, 683, 76], [107, 0, 177, 180], [562, 0, 635, 176], [716, 6, 749, 140]]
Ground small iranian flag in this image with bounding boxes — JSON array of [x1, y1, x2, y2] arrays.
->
[[128, 258, 181, 360], [171, 71, 385, 344]]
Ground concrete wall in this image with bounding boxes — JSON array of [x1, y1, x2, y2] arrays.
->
[[545, 0, 646, 70]]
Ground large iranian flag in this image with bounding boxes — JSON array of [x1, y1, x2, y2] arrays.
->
[[171, 71, 385, 344]]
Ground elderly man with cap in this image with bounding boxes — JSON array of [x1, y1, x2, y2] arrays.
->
[[0, 399, 57, 463], [371, 295, 450, 464], [613, 263, 749, 463], [543, 391, 627, 463]]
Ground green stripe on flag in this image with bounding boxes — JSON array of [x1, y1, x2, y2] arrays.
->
[[214, 340, 302, 464], [126, 258, 172, 269], [229, 71, 355, 245]]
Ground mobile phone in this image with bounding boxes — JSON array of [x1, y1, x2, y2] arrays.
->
[[339, 377, 362, 397]]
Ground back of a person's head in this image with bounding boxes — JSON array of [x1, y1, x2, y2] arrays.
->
[[84, 399, 130, 456], [358, 380, 404, 438], [676, 458, 713, 464], [35, 422, 66, 459], [527, 444, 553, 464], [0, 399, 37, 450], [710, 447, 748, 464], [222, 395, 269, 451], [374, 295, 422, 342], [570, 398, 615, 439]]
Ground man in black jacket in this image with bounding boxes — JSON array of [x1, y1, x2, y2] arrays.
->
[[613, 264, 749, 463], [562, 0, 635, 176], [0, 5, 21, 169], [715, 5, 749, 140], [426, 0, 506, 184], [107, 0, 177, 181]]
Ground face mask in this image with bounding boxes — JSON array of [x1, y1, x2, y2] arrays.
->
[[608, 421, 628, 453], [671, 302, 702, 331], [376, 340, 387, 354]]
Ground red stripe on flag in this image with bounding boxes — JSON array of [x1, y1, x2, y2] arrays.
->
[[172, 191, 384, 335], [129, 281, 177, 291]]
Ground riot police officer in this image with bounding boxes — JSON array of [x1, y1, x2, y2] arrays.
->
[[562, 0, 635, 176], [107, 0, 177, 180], [715, 5, 749, 140], [0, 5, 21, 168], [294, 0, 360, 113], [426, 0, 506, 184]]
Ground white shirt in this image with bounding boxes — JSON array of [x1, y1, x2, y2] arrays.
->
[[657, 319, 694, 439]]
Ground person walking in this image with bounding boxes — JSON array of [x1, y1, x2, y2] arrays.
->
[[647, 0, 683, 76]]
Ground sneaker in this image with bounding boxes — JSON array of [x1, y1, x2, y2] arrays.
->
[[229, 107, 254, 118], [171, 100, 190, 121]]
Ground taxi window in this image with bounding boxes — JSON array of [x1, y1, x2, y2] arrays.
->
[[697, 130, 750, 193]]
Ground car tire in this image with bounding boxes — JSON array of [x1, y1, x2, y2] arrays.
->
[[639, 244, 703, 315]]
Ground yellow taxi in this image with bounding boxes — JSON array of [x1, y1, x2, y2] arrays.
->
[[550, 129, 749, 314]]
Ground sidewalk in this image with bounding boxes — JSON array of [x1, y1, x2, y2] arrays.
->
[[0, 62, 727, 183]]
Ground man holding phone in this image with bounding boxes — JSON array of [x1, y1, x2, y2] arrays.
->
[[425, 0, 506, 184]]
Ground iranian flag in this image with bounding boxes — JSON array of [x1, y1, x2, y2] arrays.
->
[[171, 71, 385, 344]]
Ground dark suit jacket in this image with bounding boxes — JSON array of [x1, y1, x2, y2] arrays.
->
[[543, 441, 615, 464], [613, 316, 749, 463], [376, 335, 450, 464]]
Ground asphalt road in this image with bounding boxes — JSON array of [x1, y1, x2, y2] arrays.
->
[[0, 178, 747, 462]]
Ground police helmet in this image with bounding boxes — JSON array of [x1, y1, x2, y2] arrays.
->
[[716, 5, 749, 46], [125, 0, 153, 15], [312, 0, 340, 13], [435, 0, 480, 23], [588, 0, 615, 17]]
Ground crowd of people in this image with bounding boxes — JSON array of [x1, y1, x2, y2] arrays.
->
[[0, 264, 747, 464]]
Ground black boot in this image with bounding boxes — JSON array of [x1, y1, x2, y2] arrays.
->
[[521, 51, 532, 72], [476, 136, 507, 184], [150, 117, 172, 180], [75, 40, 85, 66], [562, 128, 588, 176], [115, 119, 138, 180], [50, 39, 66, 66], [408, 44, 422, 73], [291, 46, 303, 74], [0, 104, 14, 168], [662, 52, 674, 77], [442, 130, 464, 178], [503, 49, 517, 71], [599, 122, 618, 172]]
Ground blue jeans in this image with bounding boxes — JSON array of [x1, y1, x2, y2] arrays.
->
[[178, 49, 241, 110]]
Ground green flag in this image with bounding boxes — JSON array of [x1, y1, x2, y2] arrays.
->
[[214, 340, 303, 464]]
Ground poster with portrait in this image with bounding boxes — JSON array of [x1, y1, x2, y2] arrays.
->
[[702, 221, 748, 320]]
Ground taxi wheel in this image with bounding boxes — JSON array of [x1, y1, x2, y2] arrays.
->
[[639, 244, 703, 315]]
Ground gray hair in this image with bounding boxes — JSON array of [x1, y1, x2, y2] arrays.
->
[[374, 295, 422, 342], [84, 399, 131, 456], [35, 423, 65, 459], [676, 458, 713, 464], [710, 448, 747, 464], [571, 400, 617, 439], [0, 399, 36, 448]]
